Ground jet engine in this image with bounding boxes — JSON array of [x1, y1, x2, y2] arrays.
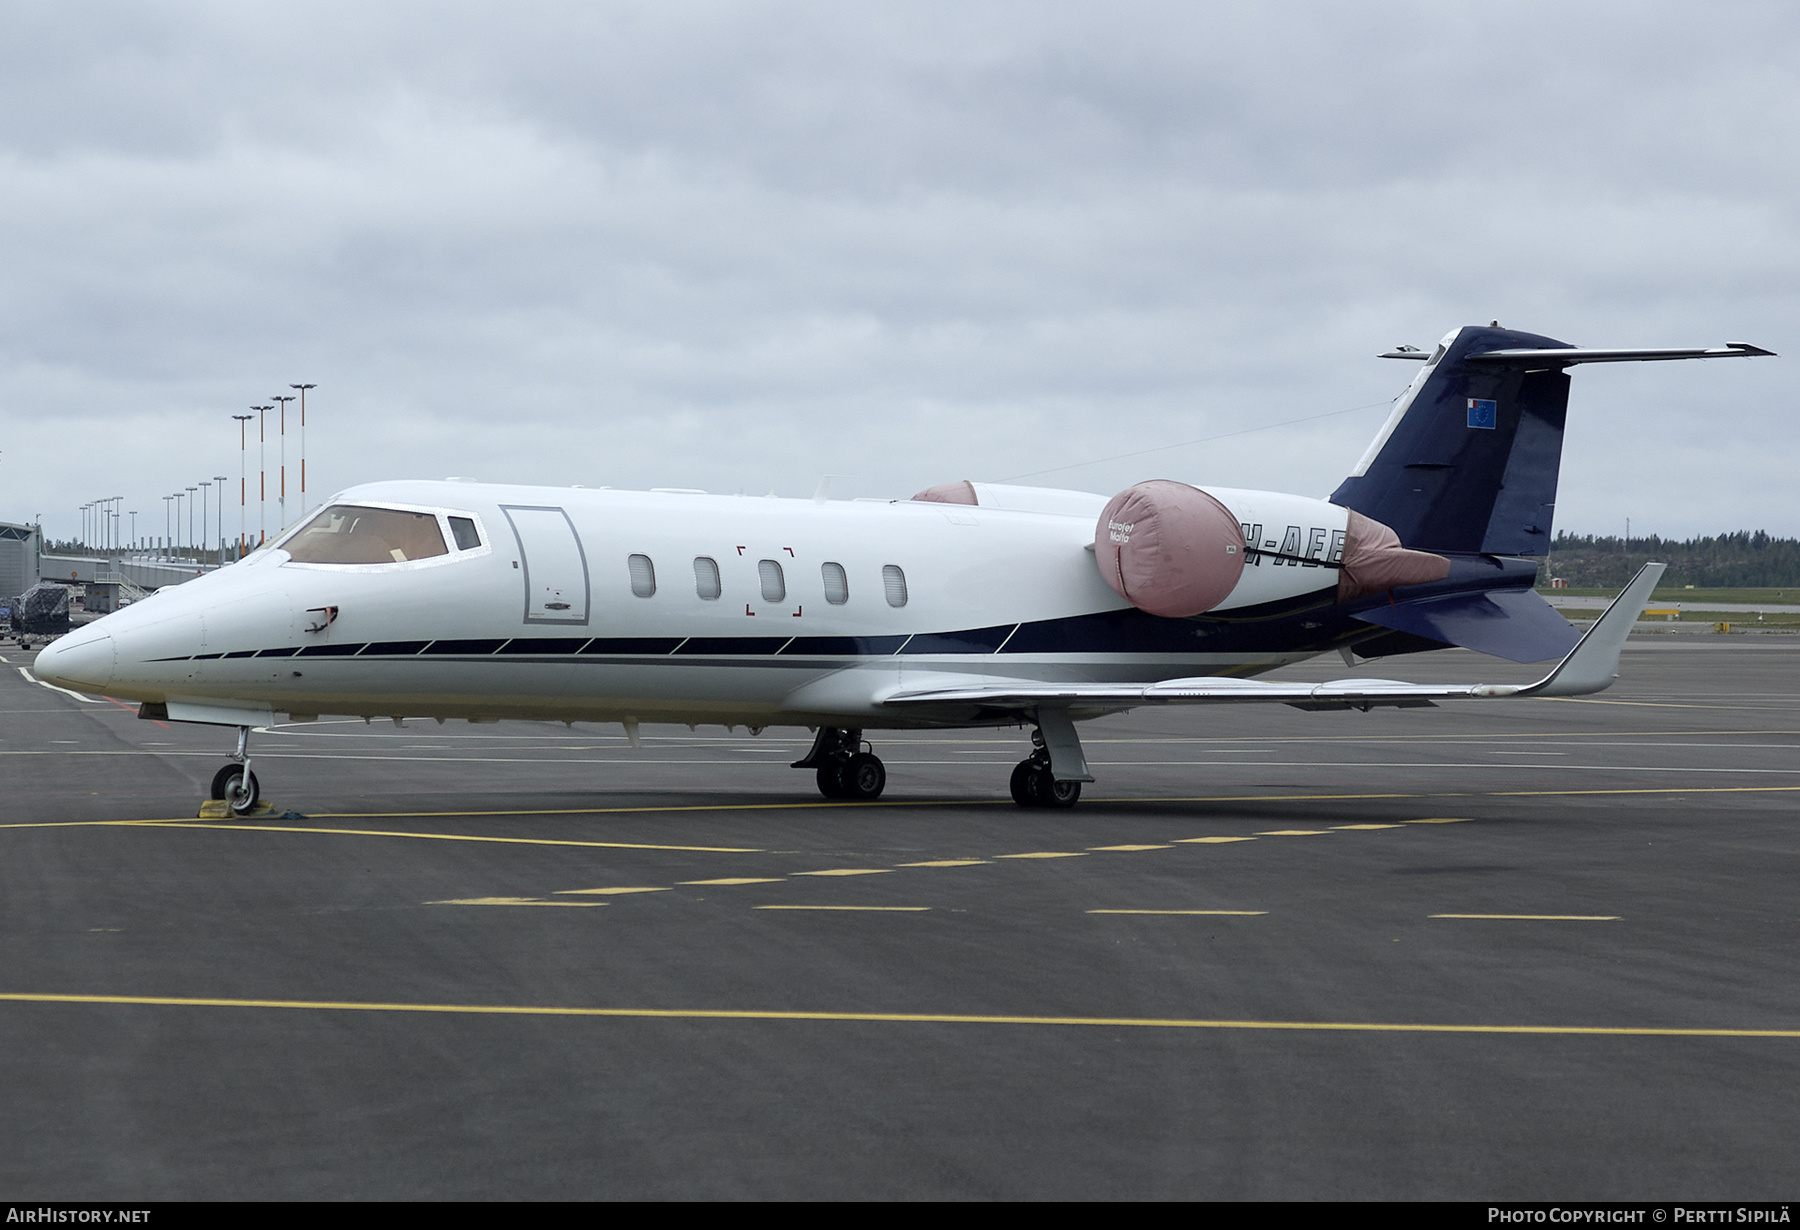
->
[[1095, 480, 1450, 616], [1095, 481, 1246, 617]]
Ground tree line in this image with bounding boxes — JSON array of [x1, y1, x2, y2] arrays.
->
[[1542, 530, 1800, 588]]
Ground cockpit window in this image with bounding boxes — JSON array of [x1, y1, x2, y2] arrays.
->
[[449, 517, 481, 550], [284, 505, 449, 564]]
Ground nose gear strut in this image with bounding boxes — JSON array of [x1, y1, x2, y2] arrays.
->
[[206, 725, 261, 815]]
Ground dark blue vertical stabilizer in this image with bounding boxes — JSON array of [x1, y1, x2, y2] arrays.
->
[[1330, 326, 1574, 556]]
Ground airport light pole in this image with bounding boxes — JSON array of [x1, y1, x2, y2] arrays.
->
[[129, 511, 137, 552], [272, 394, 293, 532], [253, 406, 272, 545], [199, 482, 211, 564], [163, 495, 172, 555], [232, 414, 253, 557], [291, 383, 315, 517], [213, 476, 229, 561], [186, 487, 197, 557]]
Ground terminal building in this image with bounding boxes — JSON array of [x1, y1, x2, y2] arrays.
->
[[0, 522, 42, 598]]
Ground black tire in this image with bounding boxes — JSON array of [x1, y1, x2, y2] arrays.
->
[[209, 763, 240, 800], [1009, 760, 1040, 807], [1040, 775, 1081, 809], [843, 752, 886, 800], [211, 766, 259, 814], [816, 762, 848, 799]]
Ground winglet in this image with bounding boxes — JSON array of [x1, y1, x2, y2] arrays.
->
[[1519, 562, 1665, 698]]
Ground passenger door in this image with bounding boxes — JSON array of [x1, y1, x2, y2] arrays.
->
[[501, 506, 591, 626]]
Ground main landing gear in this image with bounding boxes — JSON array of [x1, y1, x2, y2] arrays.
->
[[1010, 709, 1094, 809], [794, 711, 1096, 809], [1010, 749, 1081, 808], [793, 727, 887, 801], [207, 725, 261, 816]]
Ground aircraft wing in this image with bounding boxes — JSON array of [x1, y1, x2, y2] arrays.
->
[[882, 563, 1664, 714]]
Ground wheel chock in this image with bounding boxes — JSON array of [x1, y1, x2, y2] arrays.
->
[[196, 799, 277, 819]]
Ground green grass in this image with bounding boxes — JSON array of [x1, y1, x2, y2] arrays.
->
[[1554, 607, 1800, 627], [1540, 587, 1800, 604]]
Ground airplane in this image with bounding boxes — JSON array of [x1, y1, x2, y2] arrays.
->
[[33, 323, 1772, 814]]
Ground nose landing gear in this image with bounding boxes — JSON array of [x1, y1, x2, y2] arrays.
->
[[793, 727, 887, 801], [207, 725, 261, 816]]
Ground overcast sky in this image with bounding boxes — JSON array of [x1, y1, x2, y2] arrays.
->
[[2, 1, 1795, 547]]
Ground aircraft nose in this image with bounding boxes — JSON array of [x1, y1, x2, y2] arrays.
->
[[35, 631, 115, 692]]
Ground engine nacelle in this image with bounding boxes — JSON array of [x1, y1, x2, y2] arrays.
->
[[1095, 481, 1246, 617], [1097, 481, 1449, 616]]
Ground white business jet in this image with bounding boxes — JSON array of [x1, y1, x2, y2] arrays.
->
[[35, 325, 1771, 813]]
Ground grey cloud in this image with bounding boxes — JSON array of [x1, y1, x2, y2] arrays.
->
[[1, 1, 1794, 543]]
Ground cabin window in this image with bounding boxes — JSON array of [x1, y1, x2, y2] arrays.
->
[[628, 554, 656, 598], [882, 564, 908, 608], [448, 517, 481, 551], [694, 556, 721, 600], [821, 561, 849, 605], [758, 559, 786, 603], [284, 505, 448, 565]]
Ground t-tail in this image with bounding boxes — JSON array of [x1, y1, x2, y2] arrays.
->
[[1330, 325, 1773, 556]]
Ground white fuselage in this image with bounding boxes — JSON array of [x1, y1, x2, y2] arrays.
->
[[37, 479, 1351, 729]]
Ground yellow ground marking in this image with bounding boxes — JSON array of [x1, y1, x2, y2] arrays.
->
[[301, 799, 1021, 819], [12, 783, 1800, 839], [1088, 909, 1267, 916], [1088, 844, 1172, 851], [678, 877, 785, 886], [138, 821, 759, 853], [554, 887, 671, 896], [1256, 829, 1331, 836], [1487, 786, 1800, 798], [754, 906, 930, 912], [793, 868, 893, 877], [1431, 914, 1620, 921], [1333, 823, 1403, 830], [429, 897, 606, 907], [1175, 836, 1255, 844], [1407, 818, 1472, 824], [897, 860, 989, 868], [996, 851, 1087, 860], [6, 992, 1798, 1038]]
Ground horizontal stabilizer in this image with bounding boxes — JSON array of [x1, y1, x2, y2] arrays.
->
[[1351, 587, 1579, 663], [881, 563, 1666, 714], [1468, 343, 1773, 366]]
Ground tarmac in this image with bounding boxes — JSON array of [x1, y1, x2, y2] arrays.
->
[[3, 637, 1798, 1199]]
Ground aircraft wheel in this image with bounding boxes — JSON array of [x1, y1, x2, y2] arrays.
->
[[843, 752, 886, 801], [213, 766, 259, 815], [1040, 775, 1081, 809], [1011, 761, 1079, 809], [1009, 760, 1041, 807], [209, 763, 242, 800], [815, 763, 848, 799]]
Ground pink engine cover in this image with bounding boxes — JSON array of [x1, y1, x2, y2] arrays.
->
[[1096, 481, 1246, 617], [1336, 510, 1450, 600], [911, 480, 979, 505]]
